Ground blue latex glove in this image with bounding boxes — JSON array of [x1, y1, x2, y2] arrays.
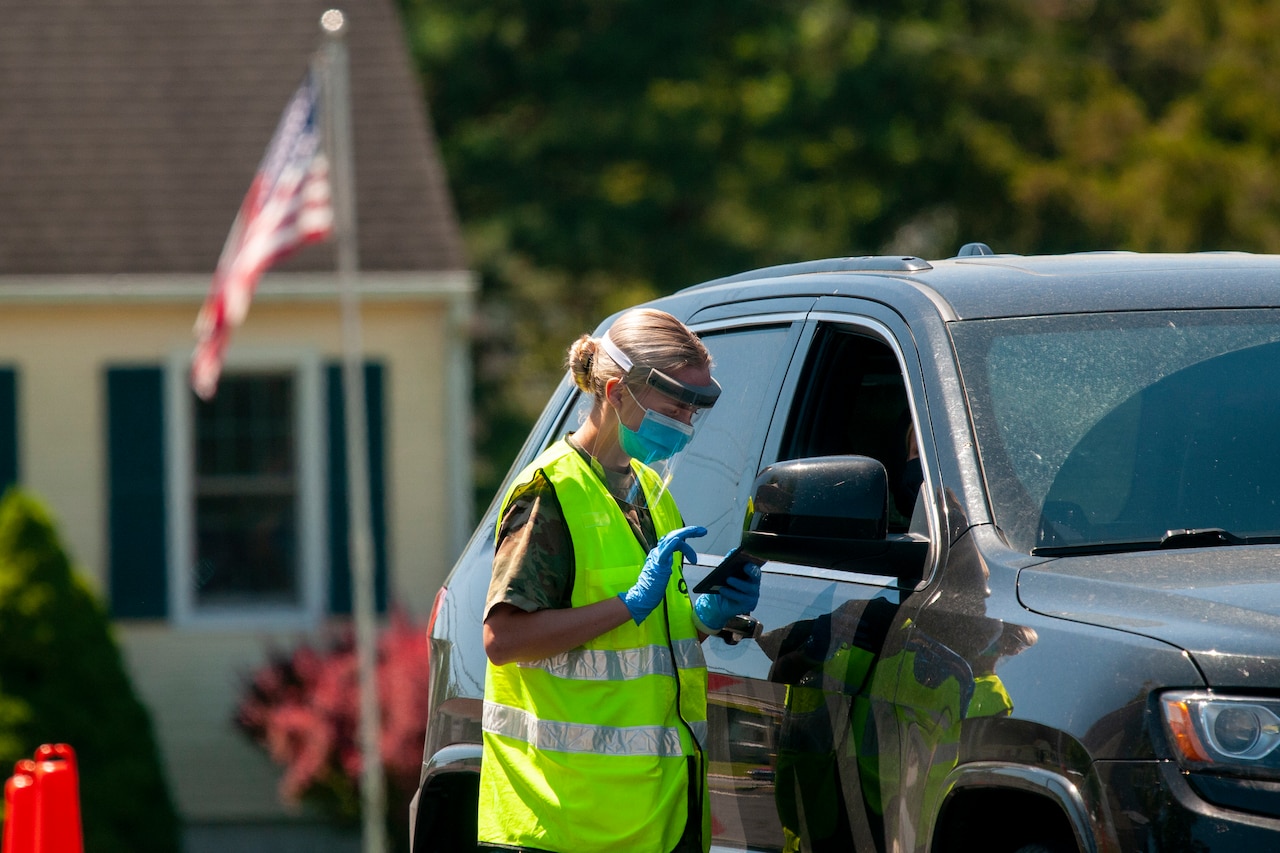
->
[[619, 525, 707, 625], [693, 561, 762, 632]]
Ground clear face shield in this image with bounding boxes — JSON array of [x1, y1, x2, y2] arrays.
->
[[599, 334, 721, 505]]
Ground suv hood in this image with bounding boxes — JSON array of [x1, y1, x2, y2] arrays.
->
[[1017, 546, 1280, 686]]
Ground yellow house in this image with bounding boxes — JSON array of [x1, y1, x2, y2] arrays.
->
[[0, 0, 472, 845]]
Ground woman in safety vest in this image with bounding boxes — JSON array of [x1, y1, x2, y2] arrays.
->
[[479, 308, 762, 853]]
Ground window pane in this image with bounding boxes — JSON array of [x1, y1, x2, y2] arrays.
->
[[548, 325, 794, 557], [193, 373, 298, 607], [780, 329, 919, 533], [196, 374, 294, 478], [951, 309, 1280, 552], [195, 494, 297, 604], [671, 325, 794, 556]]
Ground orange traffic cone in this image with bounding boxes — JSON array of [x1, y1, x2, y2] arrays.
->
[[2, 760, 38, 853], [1, 745, 82, 853], [31, 745, 82, 853]]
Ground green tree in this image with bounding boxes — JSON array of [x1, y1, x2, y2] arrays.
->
[[0, 489, 179, 853], [402, 0, 978, 507], [870, 0, 1280, 253], [398, 0, 1280, 506]]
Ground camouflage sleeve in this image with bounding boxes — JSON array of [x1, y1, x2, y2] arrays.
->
[[484, 468, 575, 620]]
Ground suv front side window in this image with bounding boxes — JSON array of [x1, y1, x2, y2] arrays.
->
[[780, 328, 925, 534], [772, 324, 934, 582]]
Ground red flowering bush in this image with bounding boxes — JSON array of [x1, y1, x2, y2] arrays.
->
[[236, 610, 430, 850]]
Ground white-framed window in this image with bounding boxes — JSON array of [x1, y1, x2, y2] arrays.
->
[[165, 349, 326, 628]]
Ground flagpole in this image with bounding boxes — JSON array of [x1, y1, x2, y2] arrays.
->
[[321, 10, 387, 853]]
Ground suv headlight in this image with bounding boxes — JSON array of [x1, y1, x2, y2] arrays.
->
[[1161, 691, 1280, 775]]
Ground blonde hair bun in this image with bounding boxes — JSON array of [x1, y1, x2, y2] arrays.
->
[[567, 334, 597, 394]]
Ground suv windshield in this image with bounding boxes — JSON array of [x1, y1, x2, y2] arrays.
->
[[951, 309, 1280, 555]]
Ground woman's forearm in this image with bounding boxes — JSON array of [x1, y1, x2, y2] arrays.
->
[[483, 597, 633, 665]]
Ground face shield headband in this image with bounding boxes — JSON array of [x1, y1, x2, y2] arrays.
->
[[599, 333, 722, 410]]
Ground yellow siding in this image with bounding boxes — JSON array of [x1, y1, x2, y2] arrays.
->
[[117, 625, 307, 819], [0, 272, 472, 819], [0, 292, 457, 609]]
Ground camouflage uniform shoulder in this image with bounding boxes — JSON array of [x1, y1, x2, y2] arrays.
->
[[488, 467, 575, 615]]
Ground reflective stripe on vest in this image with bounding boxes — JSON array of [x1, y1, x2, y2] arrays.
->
[[484, 701, 708, 757], [517, 637, 705, 681]]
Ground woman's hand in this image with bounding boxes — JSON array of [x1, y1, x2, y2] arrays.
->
[[693, 562, 762, 633], [619, 525, 707, 624]]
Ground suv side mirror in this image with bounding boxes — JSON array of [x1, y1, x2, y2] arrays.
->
[[741, 455, 890, 571], [738, 455, 929, 580]]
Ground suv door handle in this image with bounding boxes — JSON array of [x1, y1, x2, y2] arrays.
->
[[719, 615, 763, 645]]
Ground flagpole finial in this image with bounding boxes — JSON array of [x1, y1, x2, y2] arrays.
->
[[320, 8, 347, 36]]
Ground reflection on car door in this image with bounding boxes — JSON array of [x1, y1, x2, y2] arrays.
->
[[692, 318, 939, 852]]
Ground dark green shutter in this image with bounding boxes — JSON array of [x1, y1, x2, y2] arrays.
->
[[327, 362, 388, 614], [106, 367, 168, 618], [0, 368, 18, 493]]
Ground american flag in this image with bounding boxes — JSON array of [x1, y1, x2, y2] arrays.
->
[[191, 71, 334, 400]]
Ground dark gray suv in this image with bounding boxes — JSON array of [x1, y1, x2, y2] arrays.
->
[[410, 248, 1280, 852]]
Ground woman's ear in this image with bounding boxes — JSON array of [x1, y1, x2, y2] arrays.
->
[[603, 377, 623, 409]]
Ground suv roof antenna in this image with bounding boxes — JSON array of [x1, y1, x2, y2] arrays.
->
[[957, 242, 995, 256]]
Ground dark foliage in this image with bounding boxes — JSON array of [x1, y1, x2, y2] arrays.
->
[[397, 0, 1280, 512], [0, 488, 180, 853]]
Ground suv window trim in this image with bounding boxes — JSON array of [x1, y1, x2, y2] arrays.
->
[[763, 312, 943, 590]]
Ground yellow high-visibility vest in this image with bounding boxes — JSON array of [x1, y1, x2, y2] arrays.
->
[[479, 439, 710, 853]]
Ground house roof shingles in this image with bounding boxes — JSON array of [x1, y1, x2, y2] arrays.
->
[[0, 0, 466, 275]]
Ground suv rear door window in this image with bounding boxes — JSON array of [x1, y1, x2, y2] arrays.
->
[[551, 322, 799, 557], [668, 324, 798, 556]]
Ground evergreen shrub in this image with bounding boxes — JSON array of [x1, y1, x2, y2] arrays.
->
[[0, 488, 180, 853]]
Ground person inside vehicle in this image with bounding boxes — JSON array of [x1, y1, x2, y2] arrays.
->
[[893, 419, 924, 521], [478, 307, 763, 853]]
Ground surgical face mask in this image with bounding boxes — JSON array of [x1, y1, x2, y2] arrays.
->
[[617, 389, 696, 463]]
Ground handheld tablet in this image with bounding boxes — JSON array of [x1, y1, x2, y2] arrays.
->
[[692, 547, 760, 595]]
